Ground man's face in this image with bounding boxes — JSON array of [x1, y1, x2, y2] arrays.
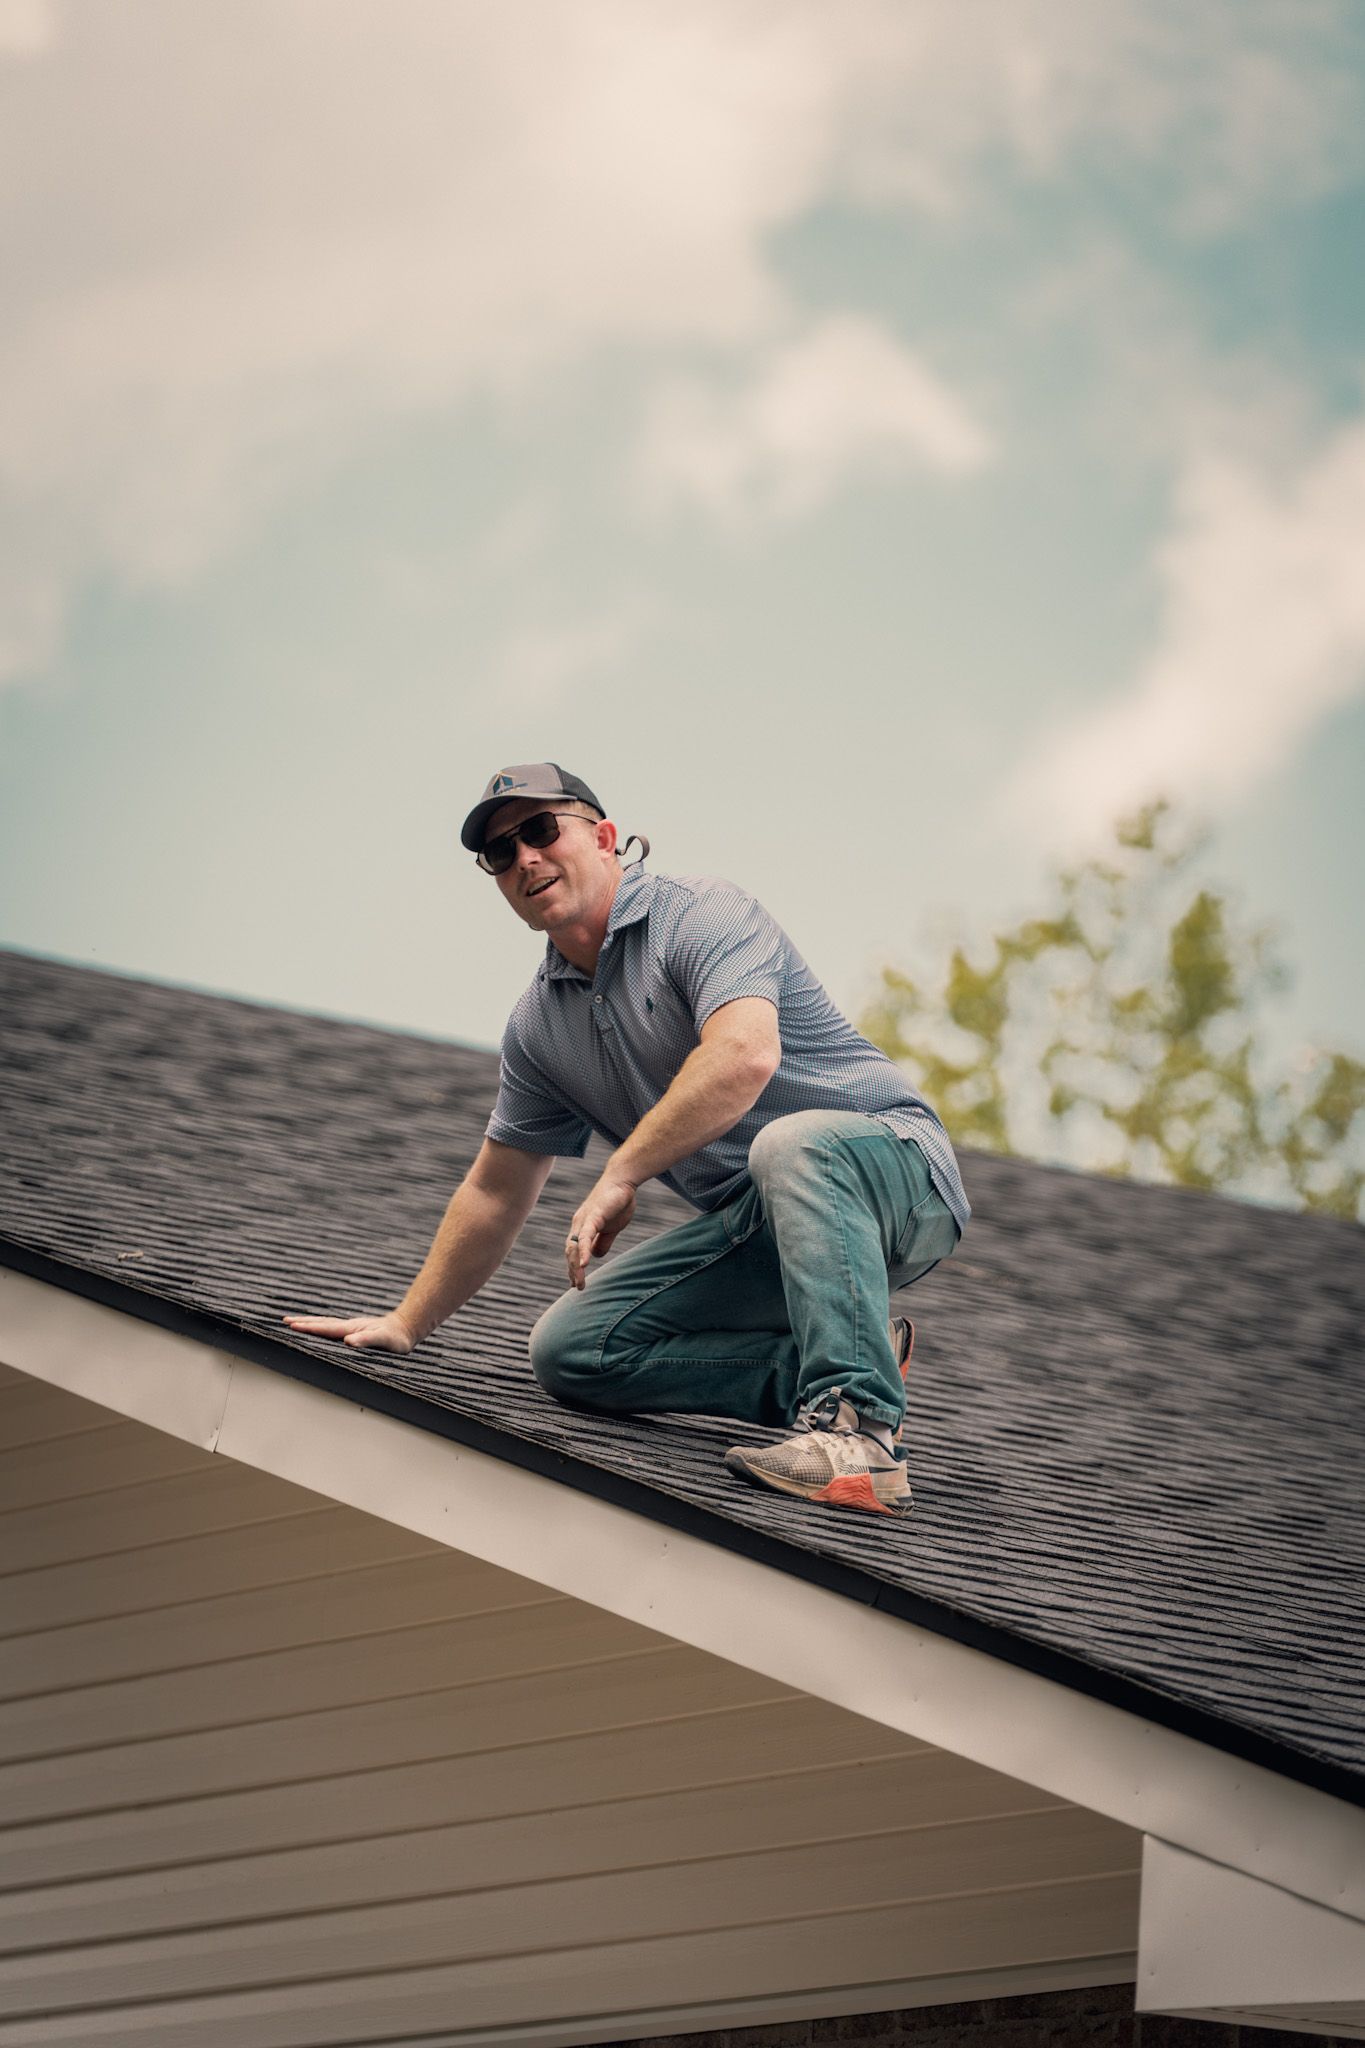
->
[[484, 797, 617, 935]]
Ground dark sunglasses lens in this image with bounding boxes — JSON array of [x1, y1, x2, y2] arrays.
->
[[480, 811, 562, 875]]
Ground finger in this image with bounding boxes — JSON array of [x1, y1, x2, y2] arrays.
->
[[282, 1316, 354, 1335], [566, 1220, 588, 1286]]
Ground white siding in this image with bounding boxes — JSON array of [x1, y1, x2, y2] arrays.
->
[[0, 1368, 1140, 2046]]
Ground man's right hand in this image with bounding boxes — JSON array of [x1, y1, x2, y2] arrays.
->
[[281, 1310, 418, 1354]]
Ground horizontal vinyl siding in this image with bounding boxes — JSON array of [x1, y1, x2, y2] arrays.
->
[[0, 1500, 433, 1638], [0, 1375, 1140, 2046]]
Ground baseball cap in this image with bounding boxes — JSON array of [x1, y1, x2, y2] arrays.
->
[[460, 762, 606, 854]]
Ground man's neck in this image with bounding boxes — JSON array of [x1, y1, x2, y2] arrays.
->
[[549, 863, 624, 976]]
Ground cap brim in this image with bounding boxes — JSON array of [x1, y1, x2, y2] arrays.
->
[[460, 784, 592, 853]]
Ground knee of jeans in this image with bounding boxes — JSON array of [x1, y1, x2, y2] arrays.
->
[[747, 1111, 823, 1190], [527, 1295, 590, 1404]]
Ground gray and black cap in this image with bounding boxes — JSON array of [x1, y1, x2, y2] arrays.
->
[[460, 762, 606, 854]]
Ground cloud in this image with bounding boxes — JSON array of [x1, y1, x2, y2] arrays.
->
[[634, 316, 993, 528], [837, 1, 1365, 230], [0, 2, 823, 678], [490, 606, 653, 710], [1002, 411, 1365, 846], [0, 0, 53, 57], [1, 0, 1361, 682], [468, 495, 555, 583]]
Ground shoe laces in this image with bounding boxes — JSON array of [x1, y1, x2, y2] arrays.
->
[[794, 1388, 854, 1435]]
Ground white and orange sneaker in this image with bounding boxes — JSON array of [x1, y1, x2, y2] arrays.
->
[[724, 1395, 911, 1518]]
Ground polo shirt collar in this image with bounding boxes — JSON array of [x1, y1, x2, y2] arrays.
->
[[541, 863, 654, 981]]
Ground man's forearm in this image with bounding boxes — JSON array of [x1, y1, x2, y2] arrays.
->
[[396, 1179, 529, 1342], [610, 1040, 772, 1189]]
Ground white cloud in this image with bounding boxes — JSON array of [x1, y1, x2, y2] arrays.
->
[[1, 0, 1360, 682], [1002, 411, 1365, 847], [0, 0, 53, 57], [0, 2, 824, 678], [491, 606, 653, 710], [635, 315, 993, 528], [469, 495, 555, 583], [836, 0, 1364, 230]]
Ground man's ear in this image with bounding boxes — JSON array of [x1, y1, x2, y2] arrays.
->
[[597, 817, 619, 857]]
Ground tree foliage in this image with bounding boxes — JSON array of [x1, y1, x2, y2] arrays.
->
[[858, 799, 1364, 1220]]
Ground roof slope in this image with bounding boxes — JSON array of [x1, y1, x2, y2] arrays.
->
[[2, 946, 1362, 1805]]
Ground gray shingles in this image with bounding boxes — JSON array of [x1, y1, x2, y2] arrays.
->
[[1, 946, 1361, 1798]]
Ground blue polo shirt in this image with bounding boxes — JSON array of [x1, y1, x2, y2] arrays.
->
[[486, 864, 970, 1230]]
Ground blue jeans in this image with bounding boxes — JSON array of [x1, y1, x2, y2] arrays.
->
[[529, 1110, 961, 1432]]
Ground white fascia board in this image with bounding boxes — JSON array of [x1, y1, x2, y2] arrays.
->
[[1139, 1836, 1365, 2033], [0, 1265, 233, 1448], [3, 1266, 1364, 1932], [1180, 2012, 1365, 2043]]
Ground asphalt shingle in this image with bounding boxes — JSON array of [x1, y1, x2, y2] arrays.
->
[[2, 947, 1361, 1805]]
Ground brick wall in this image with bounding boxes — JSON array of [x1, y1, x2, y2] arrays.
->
[[615, 1985, 1341, 2048]]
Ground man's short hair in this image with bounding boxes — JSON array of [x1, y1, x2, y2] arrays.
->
[[557, 798, 638, 862]]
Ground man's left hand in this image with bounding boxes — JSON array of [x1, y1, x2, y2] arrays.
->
[[566, 1173, 637, 1288]]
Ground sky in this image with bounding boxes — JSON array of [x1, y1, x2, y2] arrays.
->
[[2, 0, 1363, 1101]]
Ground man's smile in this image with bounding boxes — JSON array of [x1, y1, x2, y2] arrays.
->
[[526, 877, 558, 899]]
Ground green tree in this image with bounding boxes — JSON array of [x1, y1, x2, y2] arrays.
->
[[858, 799, 1364, 1220]]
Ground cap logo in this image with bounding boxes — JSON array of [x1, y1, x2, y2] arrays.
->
[[490, 772, 527, 797]]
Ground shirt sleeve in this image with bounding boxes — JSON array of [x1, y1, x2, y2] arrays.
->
[[485, 1009, 592, 1158], [666, 880, 787, 1031]]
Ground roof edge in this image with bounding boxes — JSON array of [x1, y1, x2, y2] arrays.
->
[[6, 1253, 1365, 1935], [3, 1232, 1363, 1821]]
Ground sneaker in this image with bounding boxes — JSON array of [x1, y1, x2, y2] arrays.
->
[[724, 1395, 912, 1518], [890, 1316, 914, 1445]]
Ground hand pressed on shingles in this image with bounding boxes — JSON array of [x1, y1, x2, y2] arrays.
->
[[281, 1309, 417, 1353]]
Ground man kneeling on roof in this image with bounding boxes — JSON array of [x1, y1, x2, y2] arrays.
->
[[285, 765, 970, 1519]]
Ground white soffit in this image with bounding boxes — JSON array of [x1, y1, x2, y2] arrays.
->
[[3, 1265, 1364, 1932], [1139, 1837, 1365, 2040]]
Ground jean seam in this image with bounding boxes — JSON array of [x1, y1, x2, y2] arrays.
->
[[827, 1126, 912, 1427], [607, 1354, 788, 1372], [806, 1126, 859, 1405], [591, 1211, 768, 1373]]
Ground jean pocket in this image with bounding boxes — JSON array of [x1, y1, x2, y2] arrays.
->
[[889, 1190, 959, 1281], [720, 1180, 764, 1246]]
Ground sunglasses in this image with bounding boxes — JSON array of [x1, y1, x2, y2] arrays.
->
[[476, 809, 598, 876]]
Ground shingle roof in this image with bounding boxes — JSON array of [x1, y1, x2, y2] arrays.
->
[[2, 945, 1362, 1807]]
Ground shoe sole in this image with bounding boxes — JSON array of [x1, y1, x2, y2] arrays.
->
[[723, 1448, 912, 1517]]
